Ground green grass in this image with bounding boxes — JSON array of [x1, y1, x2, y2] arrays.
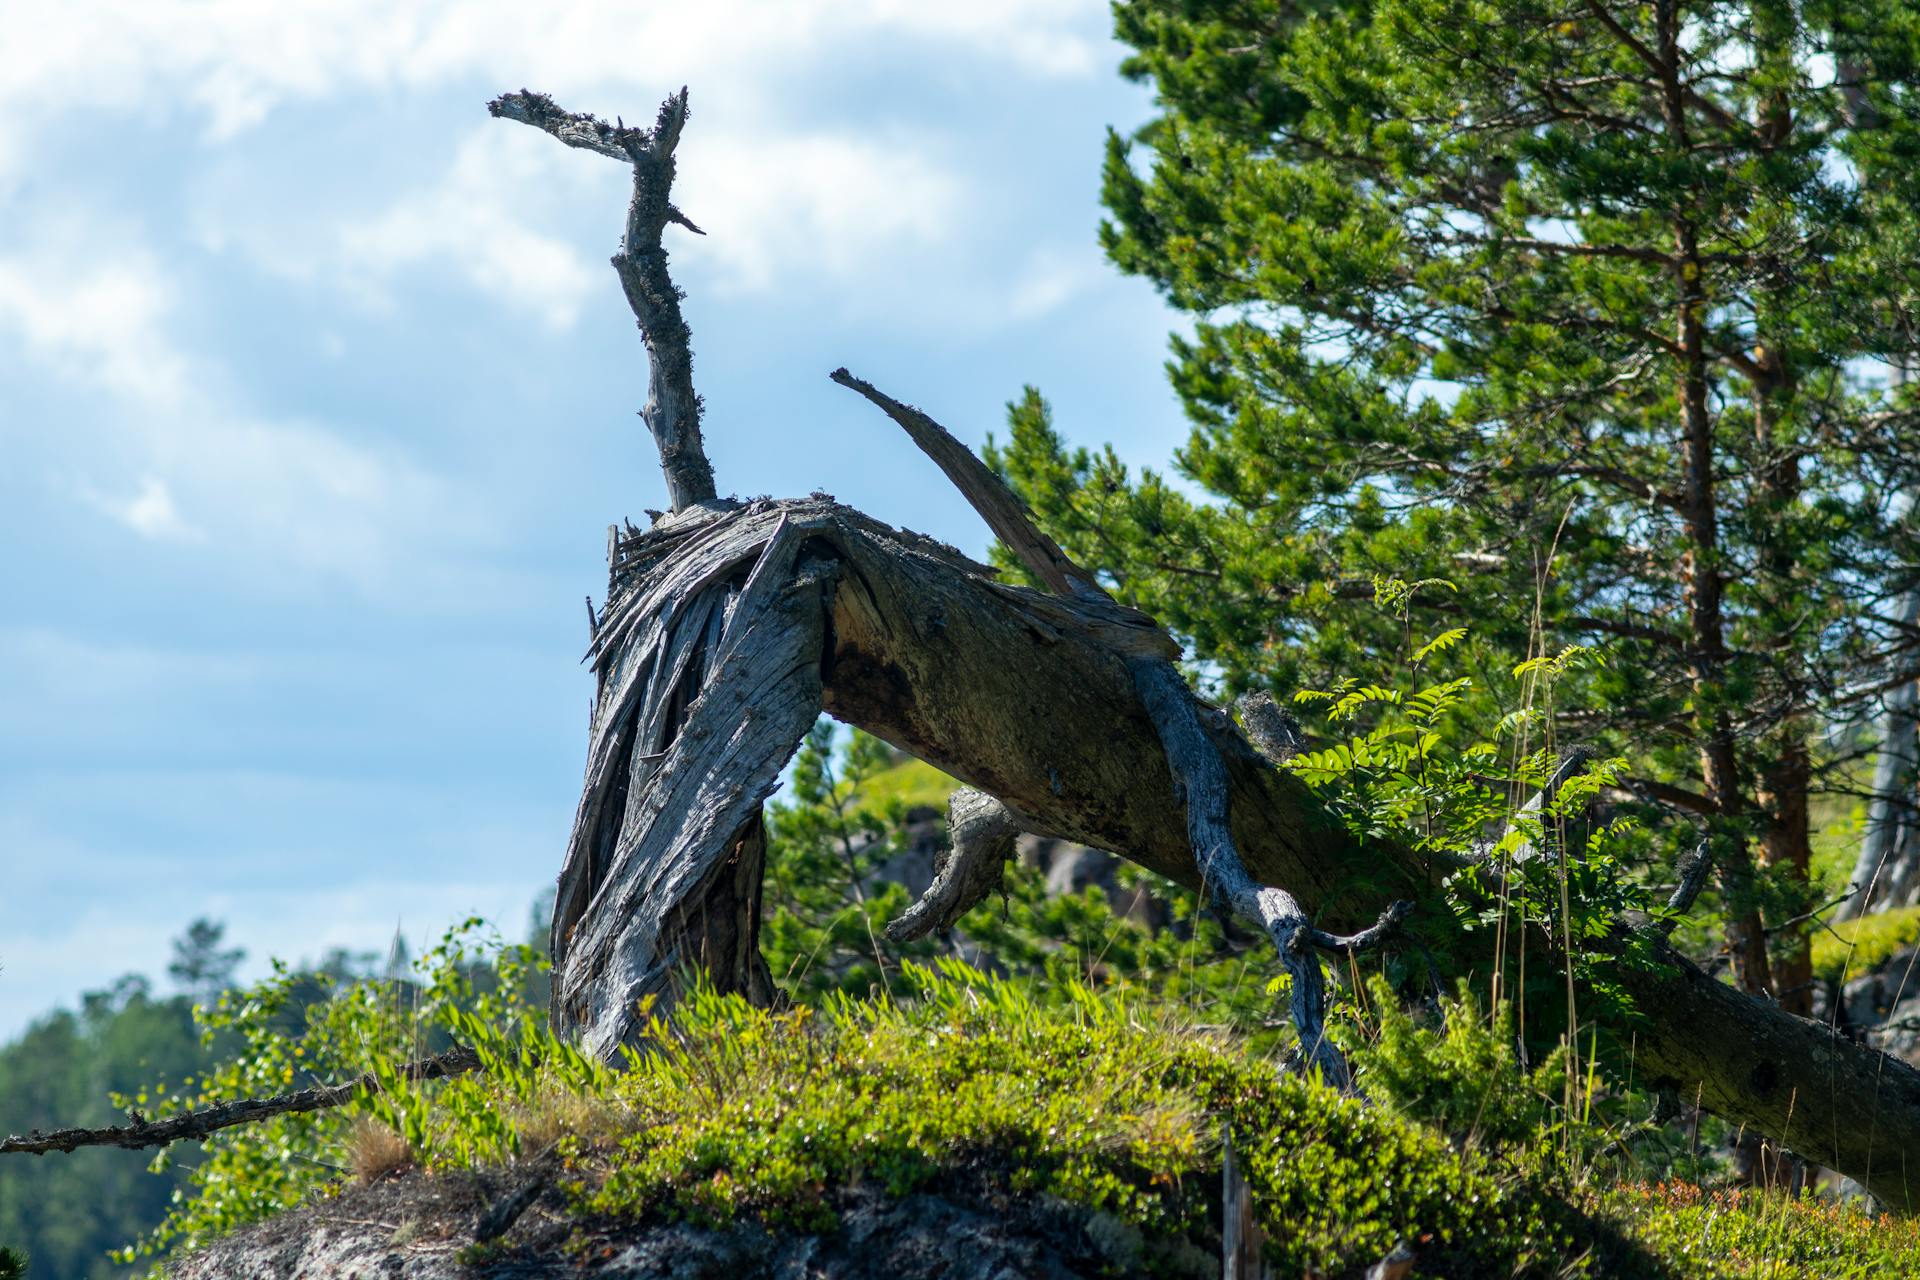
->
[[1605, 1182, 1920, 1279]]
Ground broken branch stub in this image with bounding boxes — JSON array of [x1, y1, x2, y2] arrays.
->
[[885, 787, 1023, 941], [490, 89, 715, 512]]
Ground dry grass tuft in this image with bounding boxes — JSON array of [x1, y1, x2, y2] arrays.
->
[[347, 1117, 414, 1183]]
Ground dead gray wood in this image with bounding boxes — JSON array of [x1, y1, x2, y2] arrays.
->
[[1221, 1122, 1267, 1280], [885, 787, 1022, 941], [552, 504, 830, 1057], [1238, 691, 1305, 762], [0, 1046, 479, 1156], [1131, 656, 1354, 1084], [490, 90, 715, 512]]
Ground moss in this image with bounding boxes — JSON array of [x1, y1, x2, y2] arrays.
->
[[1811, 904, 1920, 984]]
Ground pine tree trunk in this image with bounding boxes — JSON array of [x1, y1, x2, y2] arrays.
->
[[1758, 740, 1814, 1016]]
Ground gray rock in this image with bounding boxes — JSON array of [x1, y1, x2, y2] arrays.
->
[[1842, 974, 1885, 1030], [169, 1173, 1204, 1280]]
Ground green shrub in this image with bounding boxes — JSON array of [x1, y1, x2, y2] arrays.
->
[[1346, 977, 1573, 1159]]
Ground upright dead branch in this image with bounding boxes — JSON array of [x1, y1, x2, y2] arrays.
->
[[832, 369, 1407, 1086], [491, 89, 716, 512]]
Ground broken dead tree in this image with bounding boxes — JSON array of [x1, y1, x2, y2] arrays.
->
[[499, 87, 1920, 1209], [548, 484, 1920, 1207]]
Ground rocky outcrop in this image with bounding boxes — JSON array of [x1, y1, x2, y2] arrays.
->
[[168, 1170, 1210, 1280]]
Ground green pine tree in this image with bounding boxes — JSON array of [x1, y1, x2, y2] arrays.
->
[[994, 0, 1920, 1005]]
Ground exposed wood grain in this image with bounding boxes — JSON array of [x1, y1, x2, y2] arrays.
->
[[552, 510, 834, 1057], [1221, 1122, 1267, 1280]]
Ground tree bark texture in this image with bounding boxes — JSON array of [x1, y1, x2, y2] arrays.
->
[[551, 495, 1920, 1209]]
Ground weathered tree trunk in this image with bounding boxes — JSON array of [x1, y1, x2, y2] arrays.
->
[[550, 508, 828, 1055], [1845, 482, 1920, 921], [1849, 652, 1920, 918]]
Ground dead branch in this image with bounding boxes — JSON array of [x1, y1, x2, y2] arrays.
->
[[1666, 838, 1714, 916], [491, 89, 716, 512], [828, 368, 1092, 598], [886, 787, 1022, 941], [0, 1046, 479, 1157]]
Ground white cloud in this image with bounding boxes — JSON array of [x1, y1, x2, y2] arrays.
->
[[335, 127, 600, 329], [677, 131, 964, 296], [0, 213, 464, 589], [0, 1, 1101, 132], [0, 237, 188, 408], [1009, 244, 1109, 320], [191, 113, 969, 323], [0, 1, 1108, 317], [80, 474, 201, 541]]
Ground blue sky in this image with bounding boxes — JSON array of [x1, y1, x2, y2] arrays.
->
[[0, 2, 1194, 1036]]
